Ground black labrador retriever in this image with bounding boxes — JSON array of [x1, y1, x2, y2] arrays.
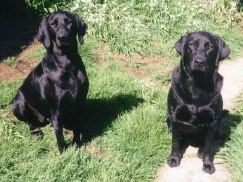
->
[[12, 11, 88, 154], [166, 31, 230, 174]]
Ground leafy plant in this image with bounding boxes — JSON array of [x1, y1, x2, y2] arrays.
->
[[4, 57, 18, 67], [25, 0, 73, 14], [219, 94, 243, 182]]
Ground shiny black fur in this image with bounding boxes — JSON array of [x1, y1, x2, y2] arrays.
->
[[166, 31, 230, 174], [12, 11, 88, 154]]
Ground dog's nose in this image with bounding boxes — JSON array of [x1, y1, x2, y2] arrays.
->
[[195, 59, 205, 66], [57, 27, 69, 41], [58, 34, 67, 41]]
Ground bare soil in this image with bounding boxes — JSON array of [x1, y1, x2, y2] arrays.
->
[[0, 40, 41, 82]]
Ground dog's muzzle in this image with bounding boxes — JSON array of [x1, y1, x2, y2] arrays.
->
[[191, 56, 208, 72], [56, 26, 70, 46]]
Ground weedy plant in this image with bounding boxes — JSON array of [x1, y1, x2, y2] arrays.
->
[[219, 94, 243, 182], [4, 57, 19, 67], [71, 0, 243, 57], [25, 0, 72, 13]]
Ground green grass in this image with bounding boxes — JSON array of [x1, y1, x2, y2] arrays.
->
[[70, 0, 243, 58], [0, 39, 171, 181], [1, 1, 243, 181], [26, 1, 243, 57], [219, 94, 243, 182], [4, 57, 19, 67]]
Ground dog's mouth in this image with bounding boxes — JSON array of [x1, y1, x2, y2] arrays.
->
[[56, 35, 71, 46], [191, 61, 209, 73], [58, 38, 69, 46]]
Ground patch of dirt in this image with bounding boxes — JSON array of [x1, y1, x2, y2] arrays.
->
[[95, 44, 175, 85], [0, 39, 41, 82], [156, 147, 229, 182]]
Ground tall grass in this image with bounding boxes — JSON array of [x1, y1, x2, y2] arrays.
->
[[25, 0, 243, 57], [219, 94, 243, 182], [25, 0, 72, 13], [70, 0, 243, 57]]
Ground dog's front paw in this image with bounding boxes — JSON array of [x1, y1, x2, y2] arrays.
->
[[197, 148, 203, 159], [167, 155, 181, 167], [203, 163, 215, 174]]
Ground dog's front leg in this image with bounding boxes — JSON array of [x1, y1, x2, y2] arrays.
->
[[167, 123, 182, 167], [202, 126, 215, 174], [51, 115, 67, 154]]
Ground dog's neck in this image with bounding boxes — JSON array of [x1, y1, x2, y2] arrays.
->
[[44, 47, 83, 72], [192, 72, 215, 92], [180, 64, 216, 93], [52, 43, 78, 56]]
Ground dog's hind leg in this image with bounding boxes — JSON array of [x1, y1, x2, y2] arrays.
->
[[72, 127, 81, 147], [12, 91, 44, 139]]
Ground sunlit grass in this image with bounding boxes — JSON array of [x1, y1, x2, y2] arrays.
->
[[0, 39, 171, 181], [1, 1, 243, 181], [219, 94, 243, 182]]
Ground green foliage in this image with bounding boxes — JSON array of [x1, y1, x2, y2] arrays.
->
[[24, 0, 72, 13], [71, 0, 243, 56], [25, 0, 243, 56], [4, 57, 19, 67]]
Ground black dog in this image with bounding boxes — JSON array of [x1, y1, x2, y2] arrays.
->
[[12, 11, 88, 154], [166, 31, 230, 174]]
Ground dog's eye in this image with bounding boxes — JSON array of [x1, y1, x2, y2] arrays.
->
[[189, 43, 197, 48], [206, 45, 214, 51], [65, 19, 72, 25], [50, 20, 58, 26]]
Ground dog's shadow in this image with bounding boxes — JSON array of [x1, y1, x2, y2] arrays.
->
[[212, 110, 242, 155], [77, 94, 144, 143]]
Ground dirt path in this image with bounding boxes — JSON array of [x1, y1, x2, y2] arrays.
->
[[156, 58, 243, 182]]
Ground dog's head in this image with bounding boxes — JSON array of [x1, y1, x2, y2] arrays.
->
[[37, 11, 87, 50], [175, 31, 230, 75]]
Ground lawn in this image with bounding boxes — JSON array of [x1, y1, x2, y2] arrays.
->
[[0, 0, 243, 181]]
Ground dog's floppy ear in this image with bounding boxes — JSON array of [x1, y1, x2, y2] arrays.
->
[[74, 14, 87, 45], [214, 35, 230, 61], [37, 16, 51, 50], [174, 33, 191, 56]]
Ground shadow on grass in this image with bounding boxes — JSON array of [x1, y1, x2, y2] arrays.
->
[[0, 1, 41, 61], [80, 94, 144, 142], [212, 110, 242, 155]]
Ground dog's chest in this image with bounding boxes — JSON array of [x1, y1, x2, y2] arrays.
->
[[188, 86, 212, 104], [176, 82, 215, 106]]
